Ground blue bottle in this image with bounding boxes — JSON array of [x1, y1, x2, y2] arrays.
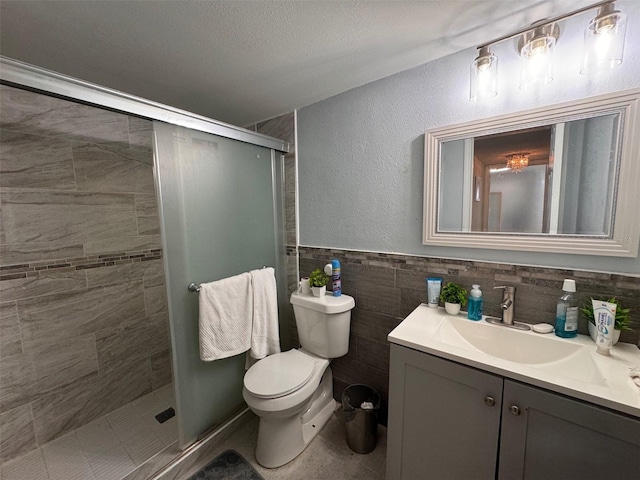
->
[[467, 284, 483, 321], [555, 279, 578, 338], [331, 259, 342, 297]]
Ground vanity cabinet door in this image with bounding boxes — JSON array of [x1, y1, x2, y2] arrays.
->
[[499, 380, 640, 480], [386, 345, 503, 480]]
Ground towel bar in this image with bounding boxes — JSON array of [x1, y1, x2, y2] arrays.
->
[[189, 267, 270, 293]]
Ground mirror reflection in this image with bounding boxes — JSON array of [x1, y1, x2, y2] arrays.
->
[[438, 112, 620, 236]]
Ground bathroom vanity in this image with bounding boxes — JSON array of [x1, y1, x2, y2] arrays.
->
[[386, 305, 640, 480]]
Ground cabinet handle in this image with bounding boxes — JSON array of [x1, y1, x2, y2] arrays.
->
[[510, 405, 521, 416], [484, 396, 495, 407]]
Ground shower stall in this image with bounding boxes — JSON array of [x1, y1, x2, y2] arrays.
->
[[0, 58, 289, 479]]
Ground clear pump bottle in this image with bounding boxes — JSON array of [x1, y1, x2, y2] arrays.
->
[[555, 279, 578, 338], [467, 284, 483, 321]]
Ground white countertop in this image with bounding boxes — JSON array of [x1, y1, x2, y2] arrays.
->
[[388, 304, 640, 418]]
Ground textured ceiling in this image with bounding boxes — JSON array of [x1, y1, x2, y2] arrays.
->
[[0, 0, 594, 127]]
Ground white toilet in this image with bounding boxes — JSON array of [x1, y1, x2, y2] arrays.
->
[[242, 290, 355, 468]]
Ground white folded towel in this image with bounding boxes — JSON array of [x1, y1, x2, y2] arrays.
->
[[198, 272, 252, 361], [249, 267, 281, 359]]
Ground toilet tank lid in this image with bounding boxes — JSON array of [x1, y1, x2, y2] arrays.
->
[[290, 291, 355, 313]]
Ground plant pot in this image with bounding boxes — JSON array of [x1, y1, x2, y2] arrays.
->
[[587, 322, 621, 345], [311, 285, 326, 297], [444, 302, 461, 315]]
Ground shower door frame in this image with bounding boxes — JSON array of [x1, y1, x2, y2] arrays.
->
[[0, 57, 288, 153]]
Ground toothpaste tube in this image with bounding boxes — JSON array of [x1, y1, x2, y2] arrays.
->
[[592, 299, 616, 356], [426, 278, 442, 309]]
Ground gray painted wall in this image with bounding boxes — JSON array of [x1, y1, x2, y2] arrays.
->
[[298, 1, 640, 274]]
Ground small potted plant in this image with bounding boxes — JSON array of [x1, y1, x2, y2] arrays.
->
[[440, 282, 467, 315], [581, 297, 633, 345], [309, 268, 329, 297]]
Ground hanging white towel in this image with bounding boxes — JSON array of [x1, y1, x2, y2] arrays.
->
[[198, 272, 252, 361], [249, 267, 281, 359]]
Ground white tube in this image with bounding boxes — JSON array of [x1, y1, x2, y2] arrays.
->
[[592, 299, 616, 356], [426, 278, 442, 309]]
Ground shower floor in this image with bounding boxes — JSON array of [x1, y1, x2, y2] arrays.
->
[[1, 384, 177, 480]]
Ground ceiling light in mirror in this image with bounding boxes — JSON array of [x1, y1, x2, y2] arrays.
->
[[506, 153, 529, 172]]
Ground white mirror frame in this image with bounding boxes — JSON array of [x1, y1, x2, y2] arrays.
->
[[423, 88, 640, 257]]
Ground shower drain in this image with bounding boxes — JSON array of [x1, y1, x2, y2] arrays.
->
[[155, 407, 176, 424]]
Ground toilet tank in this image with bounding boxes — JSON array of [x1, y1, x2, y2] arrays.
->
[[290, 291, 355, 358]]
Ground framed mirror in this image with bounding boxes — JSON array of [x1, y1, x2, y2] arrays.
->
[[423, 88, 640, 257]]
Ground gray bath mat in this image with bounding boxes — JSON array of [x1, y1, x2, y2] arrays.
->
[[187, 449, 264, 480]]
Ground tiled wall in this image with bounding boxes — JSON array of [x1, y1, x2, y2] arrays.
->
[[247, 113, 299, 349], [0, 85, 171, 462], [299, 246, 640, 424]]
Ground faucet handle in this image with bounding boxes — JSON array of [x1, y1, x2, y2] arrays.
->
[[494, 285, 515, 293]]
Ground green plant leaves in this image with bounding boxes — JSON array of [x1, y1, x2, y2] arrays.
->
[[440, 282, 467, 307]]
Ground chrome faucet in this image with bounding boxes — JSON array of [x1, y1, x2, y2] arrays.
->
[[486, 285, 530, 331], [495, 286, 515, 325]]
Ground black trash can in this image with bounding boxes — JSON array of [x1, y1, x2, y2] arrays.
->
[[341, 384, 380, 454]]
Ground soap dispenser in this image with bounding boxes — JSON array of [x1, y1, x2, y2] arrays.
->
[[467, 284, 483, 321], [555, 279, 578, 338]]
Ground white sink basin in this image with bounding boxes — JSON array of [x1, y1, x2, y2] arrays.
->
[[432, 315, 607, 385], [434, 315, 577, 363]]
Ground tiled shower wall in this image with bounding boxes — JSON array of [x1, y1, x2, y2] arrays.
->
[[0, 85, 171, 463], [300, 247, 640, 424]]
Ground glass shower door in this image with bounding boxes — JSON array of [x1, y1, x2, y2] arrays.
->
[[153, 122, 284, 448]]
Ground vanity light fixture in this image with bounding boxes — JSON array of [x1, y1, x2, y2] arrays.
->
[[581, 2, 627, 74], [506, 153, 529, 172], [469, 1, 626, 101]]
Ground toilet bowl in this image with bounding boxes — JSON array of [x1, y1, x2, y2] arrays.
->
[[243, 291, 355, 468], [243, 349, 333, 467]]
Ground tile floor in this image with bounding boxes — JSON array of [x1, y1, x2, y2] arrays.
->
[[2, 393, 386, 480], [0, 384, 176, 480], [178, 407, 387, 480]]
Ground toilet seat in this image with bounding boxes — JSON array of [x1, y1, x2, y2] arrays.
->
[[244, 350, 315, 399]]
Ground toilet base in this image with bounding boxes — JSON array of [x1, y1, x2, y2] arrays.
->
[[255, 367, 335, 468]]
